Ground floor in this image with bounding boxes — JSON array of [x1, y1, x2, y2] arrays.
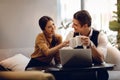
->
[[108, 71, 120, 80]]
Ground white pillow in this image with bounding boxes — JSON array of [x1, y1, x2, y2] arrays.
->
[[0, 54, 30, 71]]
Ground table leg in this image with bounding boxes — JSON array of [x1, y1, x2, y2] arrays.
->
[[97, 69, 109, 80]]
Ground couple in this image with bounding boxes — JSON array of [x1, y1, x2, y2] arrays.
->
[[25, 10, 108, 80]]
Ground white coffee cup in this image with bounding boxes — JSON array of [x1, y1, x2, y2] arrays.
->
[[69, 38, 76, 48], [75, 36, 82, 46]]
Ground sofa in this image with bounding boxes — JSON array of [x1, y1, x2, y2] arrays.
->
[[0, 43, 120, 80], [0, 71, 55, 80], [0, 48, 55, 80], [105, 43, 120, 80]]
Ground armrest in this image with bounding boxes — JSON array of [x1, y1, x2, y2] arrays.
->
[[105, 43, 120, 70], [0, 71, 55, 80]]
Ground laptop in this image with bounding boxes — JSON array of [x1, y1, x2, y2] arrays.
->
[[59, 49, 93, 68]]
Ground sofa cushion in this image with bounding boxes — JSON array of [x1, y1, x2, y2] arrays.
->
[[105, 43, 120, 70], [0, 48, 33, 61], [0, 54, 30, 71], [0, 65, 11, 71]]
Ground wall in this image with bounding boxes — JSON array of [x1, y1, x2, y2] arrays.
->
[[0, 0, 58, 48]]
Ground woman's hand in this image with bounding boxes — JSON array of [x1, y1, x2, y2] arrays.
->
[[61, 40, 69, 47]]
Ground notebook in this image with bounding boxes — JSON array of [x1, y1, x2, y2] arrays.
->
[[59, 49, 93, 68]]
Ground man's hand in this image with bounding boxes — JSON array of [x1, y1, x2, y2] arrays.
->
[[81, 36, 91, 46]]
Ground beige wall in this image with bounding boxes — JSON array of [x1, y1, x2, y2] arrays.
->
[[0, 0, 58, 48]]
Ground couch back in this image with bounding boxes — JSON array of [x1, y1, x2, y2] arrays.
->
[[0, 46, 120, 70], [0, 48, 34, 61]]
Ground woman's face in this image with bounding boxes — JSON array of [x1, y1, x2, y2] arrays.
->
[[44, 20, 56, 37]]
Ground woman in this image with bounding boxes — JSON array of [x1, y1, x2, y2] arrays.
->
[[25, 16, 69, 70]]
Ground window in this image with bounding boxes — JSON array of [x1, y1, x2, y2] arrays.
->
[[84, 0, 117, 45], [84, 0, 117, 31], [60, 0, 81, 20], [58, 0, 81, 40]]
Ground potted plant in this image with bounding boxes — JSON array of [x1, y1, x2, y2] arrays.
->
[[109, 0, 120, 50], [58, 19, 72, 29], [57, 19, 72, 40]]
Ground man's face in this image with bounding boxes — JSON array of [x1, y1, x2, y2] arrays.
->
[[72, 19, 84, 34]]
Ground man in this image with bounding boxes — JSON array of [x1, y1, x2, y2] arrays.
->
[[66, 10, 109, 80]]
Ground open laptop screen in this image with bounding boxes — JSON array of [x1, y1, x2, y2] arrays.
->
[[59, 49, 92, 68]]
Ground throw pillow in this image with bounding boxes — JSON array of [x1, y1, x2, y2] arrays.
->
[[0, 65, 11, 71], [0, 54, 30, 71]]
